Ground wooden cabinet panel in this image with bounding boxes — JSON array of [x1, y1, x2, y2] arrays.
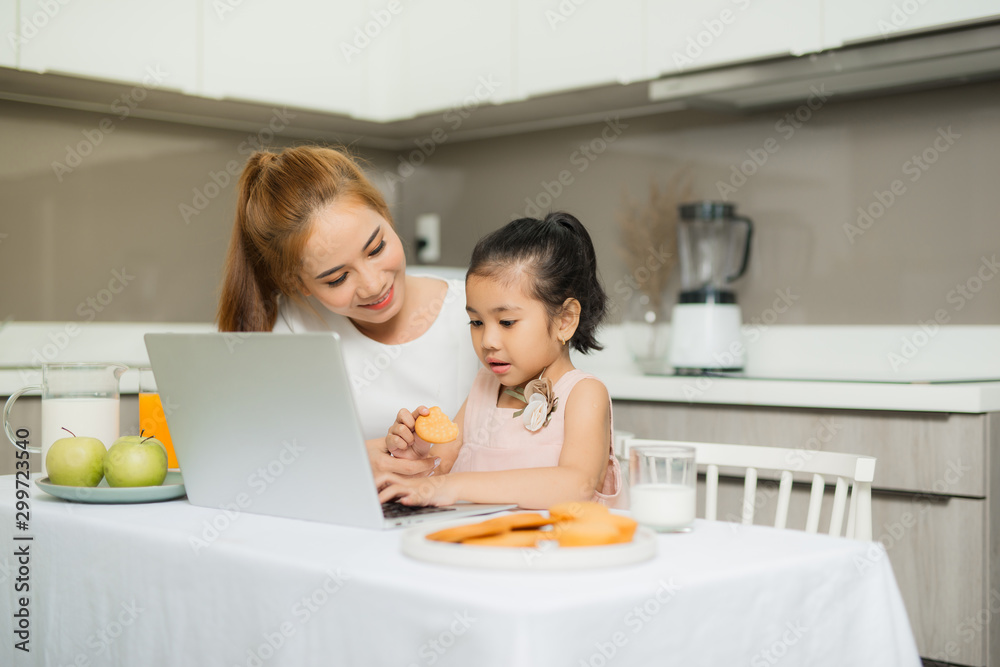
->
[[614, 401, 986, 496], [987, 413, 1000, 667]]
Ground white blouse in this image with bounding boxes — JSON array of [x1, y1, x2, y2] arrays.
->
[[273, 278, 480, 441]]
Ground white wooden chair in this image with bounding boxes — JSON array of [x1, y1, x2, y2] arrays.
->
[[626, 439, 876, 540]]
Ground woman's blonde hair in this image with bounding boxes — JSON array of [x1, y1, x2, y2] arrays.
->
[[216, 146, 393, 332]]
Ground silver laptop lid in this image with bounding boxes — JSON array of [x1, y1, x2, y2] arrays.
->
[[144, 332, 386, 529]]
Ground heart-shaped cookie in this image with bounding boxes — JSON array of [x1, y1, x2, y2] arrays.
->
[[415, 406, 459, 444]]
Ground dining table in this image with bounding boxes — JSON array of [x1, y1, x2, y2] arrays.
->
[[0, 473, 920, 666]]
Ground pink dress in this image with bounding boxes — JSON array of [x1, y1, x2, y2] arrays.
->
[[451, 367, 622, 506]]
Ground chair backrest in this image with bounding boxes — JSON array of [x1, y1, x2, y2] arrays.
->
[[626, 439, 876, 540]]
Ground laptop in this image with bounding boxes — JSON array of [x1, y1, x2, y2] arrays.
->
[[143, 332, 514, 529]]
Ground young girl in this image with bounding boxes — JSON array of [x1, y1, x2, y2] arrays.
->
[[378, 212, 621, 510]]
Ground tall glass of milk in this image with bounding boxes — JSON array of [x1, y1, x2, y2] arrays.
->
[[629, 444, 697, 532], [3, 363, 128, 476]]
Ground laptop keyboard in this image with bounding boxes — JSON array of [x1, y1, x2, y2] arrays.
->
[[381, 501, 457, 519]]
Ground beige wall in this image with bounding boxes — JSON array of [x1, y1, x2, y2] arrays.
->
[[395, 80, 1000, 325], [2, 80, 999, 325], [0, 99, 399, 323]]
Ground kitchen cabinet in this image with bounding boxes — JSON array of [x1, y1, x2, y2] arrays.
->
[[824, 0, 1000, 48], [1, 0, 16, 67], [200, 0, 365, 117], [17, 0, 198, 94], [393, 1, 514, 120], [513, 0, 644, 99], [645, 0, 824, 77], [614, 400, 998, 667], [354, 0, 405, 121], [5, 2, 999, 145]]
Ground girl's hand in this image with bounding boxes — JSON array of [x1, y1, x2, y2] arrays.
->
[[386, 407, 434, 460], [376, 471, 457, 506], [365, 438, 439, 478]]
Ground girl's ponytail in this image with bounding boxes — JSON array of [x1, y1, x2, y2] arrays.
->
[[544, 212, 607, 353]]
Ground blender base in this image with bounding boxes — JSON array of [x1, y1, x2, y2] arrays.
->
[[668, 303, 745, 371]]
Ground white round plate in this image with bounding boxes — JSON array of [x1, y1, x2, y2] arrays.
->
[[401, 519, 656, 570], [35, 470, 186, 504]]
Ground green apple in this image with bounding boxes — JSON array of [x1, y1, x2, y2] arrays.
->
[[104, 431, 168, 487], [46, 432, 107, 487], [111, 433, 168, 455]]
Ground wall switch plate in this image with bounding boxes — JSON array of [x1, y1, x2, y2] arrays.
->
[[415, 213, 441, 263]]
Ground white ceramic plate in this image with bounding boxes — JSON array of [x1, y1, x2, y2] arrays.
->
[[401, 518, 657, 570], [35, 471, 186, 504]]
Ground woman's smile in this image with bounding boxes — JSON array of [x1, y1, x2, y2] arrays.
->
[[360, 284, 394, 311]]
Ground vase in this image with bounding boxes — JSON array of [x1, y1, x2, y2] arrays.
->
[[622, 292, 671, 375]]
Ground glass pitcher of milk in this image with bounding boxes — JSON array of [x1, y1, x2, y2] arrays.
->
[[3, 363, 128, 476]]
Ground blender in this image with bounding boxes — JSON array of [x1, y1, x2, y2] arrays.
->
[[668, 202, 753, 374]]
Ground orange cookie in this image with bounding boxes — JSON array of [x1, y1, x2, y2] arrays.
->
[[548, 501, 610, 522], [552, 521, 620, 547], [462, 530, 551, 547], [415, 406, 459, 444], [490, 512, 554, 531], [426, 520, 506, 543], [603, 514, 639, 544], [426, 513, 552, 543]]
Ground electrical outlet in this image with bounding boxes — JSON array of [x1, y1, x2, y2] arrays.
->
[[416, 213, 441, 263]]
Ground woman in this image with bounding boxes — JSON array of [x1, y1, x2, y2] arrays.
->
[[217, 146, 479, 478]]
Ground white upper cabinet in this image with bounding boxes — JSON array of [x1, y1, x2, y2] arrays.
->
[[1, 0, 16, 67], [824, 0, 1000, 47], [646, 0, 823, 78], [18, 0, 197, 93], [8, 1, 998, 126], [514, 0, 644, 99], [201, 0, 366, 117], [392, 0, 514, 119], [355, 0, 407, 121]]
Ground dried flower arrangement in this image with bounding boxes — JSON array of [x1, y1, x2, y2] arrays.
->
[[616, 171, 691, 317]]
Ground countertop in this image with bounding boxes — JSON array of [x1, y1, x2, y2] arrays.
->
[[592, 371, 1000, 413], [3, 322, 1000, 414], [577, 325, 1000, 414]]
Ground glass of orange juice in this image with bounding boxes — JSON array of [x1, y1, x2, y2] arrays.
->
[[138, 367, 179, 469]]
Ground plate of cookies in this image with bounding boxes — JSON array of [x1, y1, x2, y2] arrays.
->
[[400, 502, 656, 570]]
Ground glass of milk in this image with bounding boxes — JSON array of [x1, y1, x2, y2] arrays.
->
[[3, 363, 128, 476], [629, 444, 696, 532]]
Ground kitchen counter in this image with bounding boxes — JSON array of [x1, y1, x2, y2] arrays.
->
[[577, 324, 1000, 414], [591, 371, 1000, 413], [3, 321, 1000, 413]]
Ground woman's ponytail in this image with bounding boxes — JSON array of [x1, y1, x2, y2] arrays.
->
[[217, 154, 282, 332]]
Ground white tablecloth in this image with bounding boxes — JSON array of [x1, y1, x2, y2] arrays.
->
[[0, 474, 919, 667]]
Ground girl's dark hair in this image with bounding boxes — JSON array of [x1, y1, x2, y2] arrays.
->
[[467, 211, 608, 353]]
